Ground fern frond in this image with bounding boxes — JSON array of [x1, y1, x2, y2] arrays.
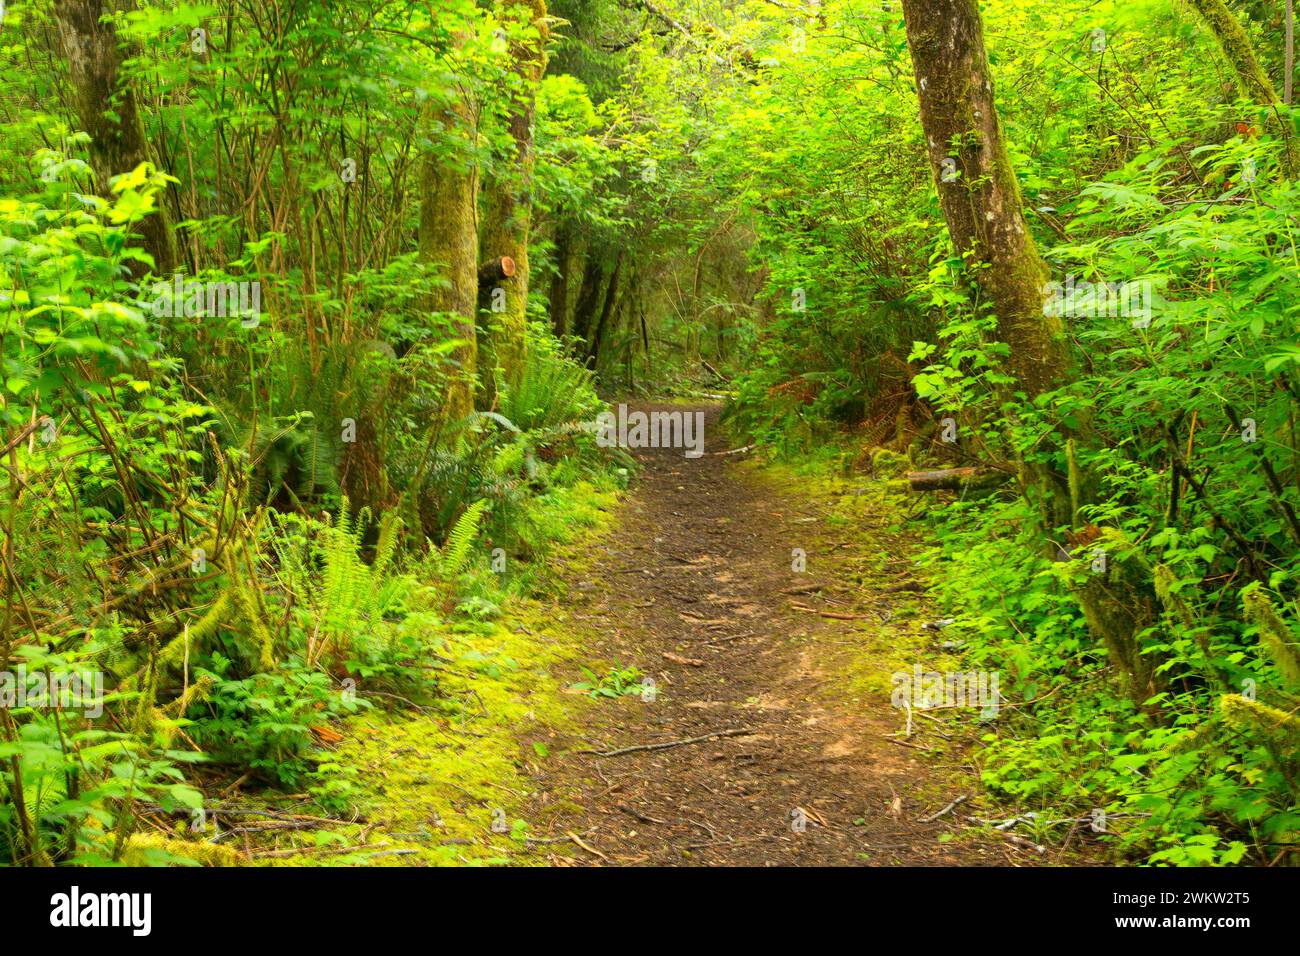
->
[[441, 499, 487, 576], [372, 511, 402, 579]]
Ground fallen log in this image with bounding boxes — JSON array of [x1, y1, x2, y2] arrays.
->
[[477, 255, 516, 285], [906, 466, 1013, 492]]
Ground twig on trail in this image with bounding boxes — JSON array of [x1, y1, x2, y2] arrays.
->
[[565, 830, 611, 863], [788, 600, 870, 621], [209, 821, 325, 842], [580, 727, 756, 757], [1002, 833, 1047, 855], [662, 651, 705, 667], [782, 583, 827, 595], [525, 828, 595, 845], [366, 690, 431, 714], [713, 444, 754, 456], [971, 812, 1152, 830], [918, 794, 968, 823], [883, 581, 924, 593], [705, 630, 756, 644], [799, 805, 832, 828], [142, 803, 356, 827], [785, 600, 868, 624], [616, 804, 668, 825], [813, 609, 871, 621], [885, 737, 936, 753]]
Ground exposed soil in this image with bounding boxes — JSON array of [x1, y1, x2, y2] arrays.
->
[[525, 404, 1044, 866]]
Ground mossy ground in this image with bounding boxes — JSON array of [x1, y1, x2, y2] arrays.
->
[[738, 453, 935, 702], [176, 426, 1028, 866], [241, 478, 621, 866]]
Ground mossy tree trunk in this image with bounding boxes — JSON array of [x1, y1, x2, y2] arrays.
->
[[585, 250, 624, 366], [901, 0, 1175, 703], [480, 0, 549, 396], [1185, 0, 1281, 104], [55, 0, 178, 276], [570, 248, 608, 346], [900, 0, 1067, 399], [419, 88, 480, 422], [548, 219, 575, 338], [1183, 0, 1297, 173]]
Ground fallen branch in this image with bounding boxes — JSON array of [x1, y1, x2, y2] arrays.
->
[[782, 583, 826, 595], [1002, 833, 1047, 855], [253, 840, 399, 860], [705, 631, 756, 644], [616, 804, 668, 825], [565, 829, 611, 863], [581, 727, 755, 757], [662, 651, 705, 667], [918, 794, 968, 823], [713, 444, 754, 456], [788, 600, 869, 621]]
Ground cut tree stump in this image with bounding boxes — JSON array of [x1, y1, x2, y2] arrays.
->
[[477, 256, 517, 285]]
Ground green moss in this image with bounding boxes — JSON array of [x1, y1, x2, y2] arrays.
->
[[745, 457, 935, 709], [254, 479, 619, 867]]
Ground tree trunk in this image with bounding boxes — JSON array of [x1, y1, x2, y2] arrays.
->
[[1287, 0, 1295, 106], [586, 251, 624, 366], [480, 0, 549, 394], [548, 221, 574, 338], [1182, 0, 1296, 173], [1185, 0, 1281, 104], [901, 0, 1067, 399], [570, 251, 607, 346], [419, 92, 480, 422], [54, 0, 178, 276]]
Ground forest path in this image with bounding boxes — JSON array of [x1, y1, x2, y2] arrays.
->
[[525, 403, 1026, 866]]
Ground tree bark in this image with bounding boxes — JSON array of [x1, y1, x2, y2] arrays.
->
[[548, 220, 574, 338], [480, 0, 549, 394], [586, 250, 624, 365], [54, 0, 178, 276], [570, 250, 607, 346], [1181, 0, 1296, 173], [1184, 0, 1281, 104], [1287, 0, 1295, 106], [419, 89, 480, 421], [901, 0, 1067, 398]]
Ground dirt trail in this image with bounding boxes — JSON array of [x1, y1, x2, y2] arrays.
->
[[527, 403, 1027, 866]]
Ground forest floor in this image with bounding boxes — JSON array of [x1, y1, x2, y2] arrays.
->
[[519, 403, 1054, 866], [246, 402, 1078, 866]]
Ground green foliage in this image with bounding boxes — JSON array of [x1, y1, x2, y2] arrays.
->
[[615, 0, 1300, 864], [569, 663, 644, 699]]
